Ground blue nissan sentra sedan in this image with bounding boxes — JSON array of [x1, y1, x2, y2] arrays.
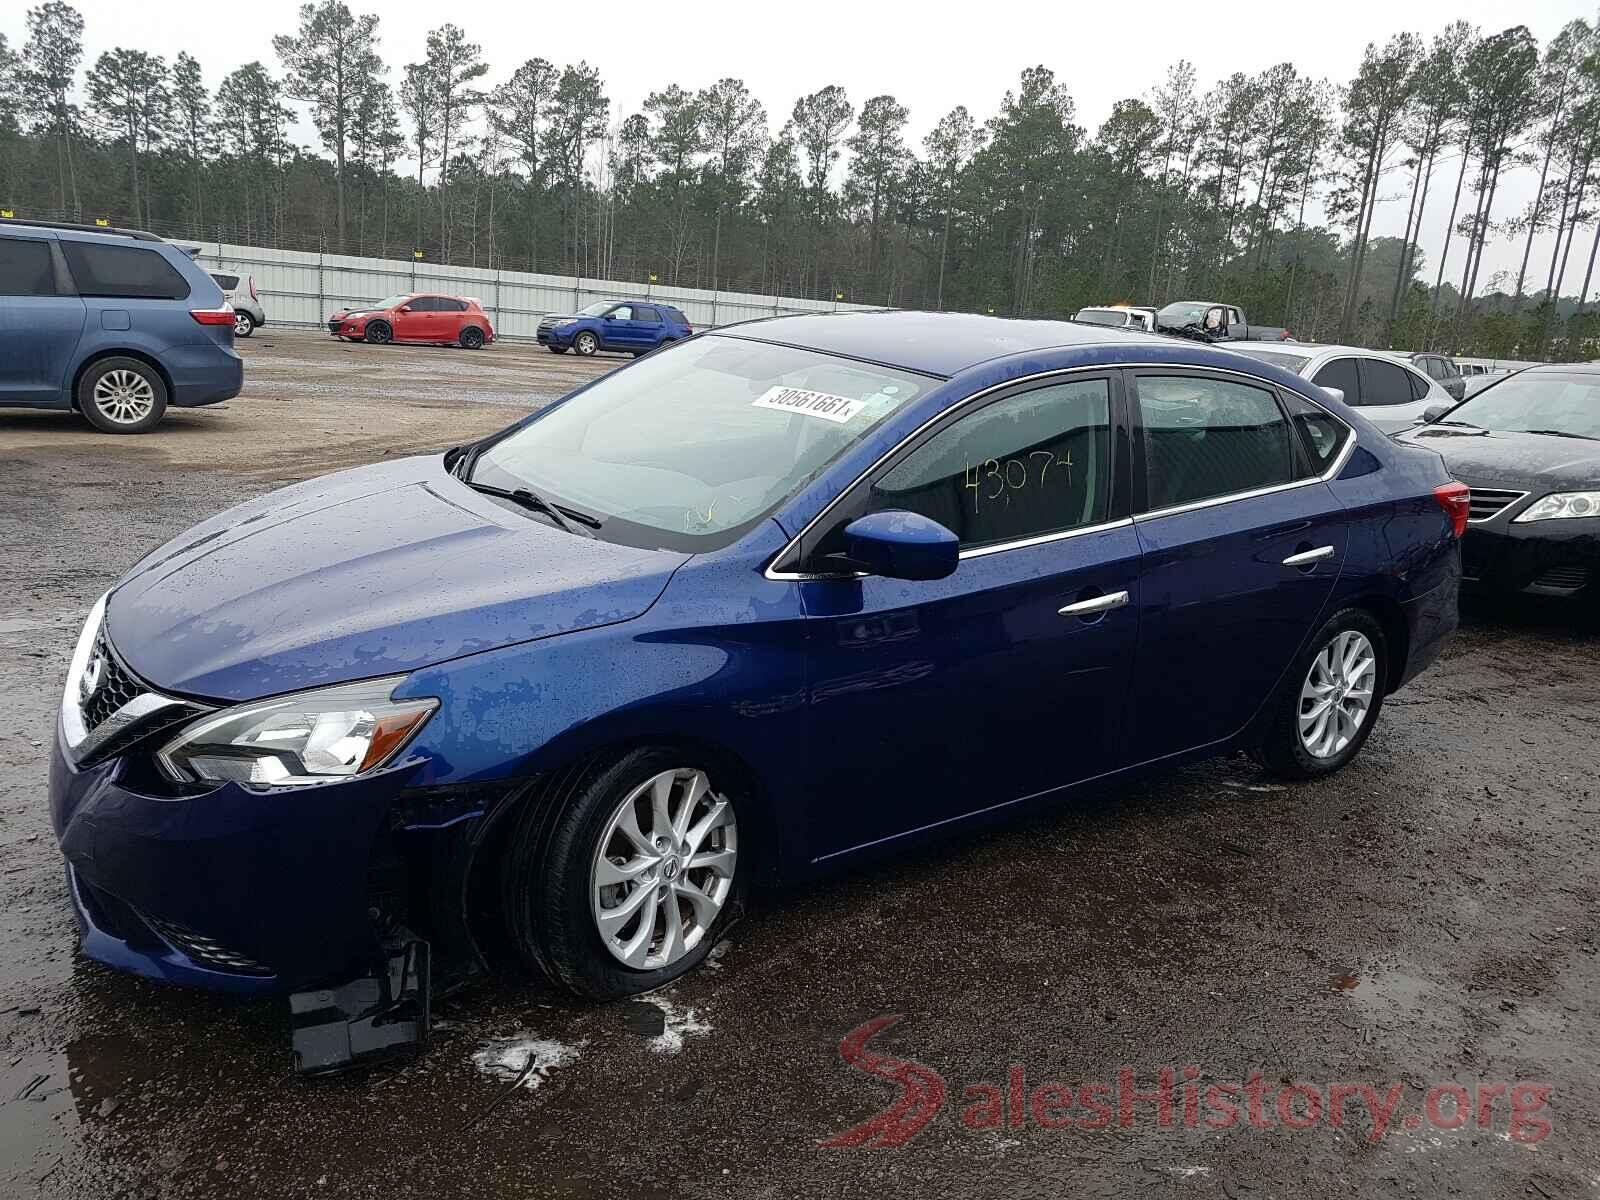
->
[[50, 312, 1465, 1009]]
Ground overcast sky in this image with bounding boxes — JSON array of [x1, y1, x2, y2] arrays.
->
[[8, 0, 1599, 298]]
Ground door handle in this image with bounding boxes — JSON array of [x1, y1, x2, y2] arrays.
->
[[1282, 545, 1335, 567], [1058, 590, 1130, 617]]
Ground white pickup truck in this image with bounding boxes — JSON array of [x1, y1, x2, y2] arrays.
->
[[1072, 305, 1158, 332]]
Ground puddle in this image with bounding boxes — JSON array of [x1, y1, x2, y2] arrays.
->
[[647, 998, 712, 1055], [0, 1051, 81, 1189]]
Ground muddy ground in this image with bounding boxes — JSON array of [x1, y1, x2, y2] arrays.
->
[[2, 329, 1597, 1198]]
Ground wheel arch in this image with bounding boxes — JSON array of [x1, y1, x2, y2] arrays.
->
[[70, 348, 175, 413], [1348, 592, 1409, 695]]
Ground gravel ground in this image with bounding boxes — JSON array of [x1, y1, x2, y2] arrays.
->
[[1, 330, 1597, 1198]]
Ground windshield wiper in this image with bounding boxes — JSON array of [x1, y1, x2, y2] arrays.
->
[[466, 482, 601, 536], [1433, 419, 1484, 429], [1521, 428, 1599, 441]]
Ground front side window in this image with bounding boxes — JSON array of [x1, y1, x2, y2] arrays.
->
[[1312, 357, 1360, 404], [1138, 375, 1294, 511], [867, 379, 1112, 550], [0, 237, 58, 296], [61, 242, 189, 300], [610, 305, 634, 321], [1358, 358, 1415, 407], [471, 335, 928, 551]]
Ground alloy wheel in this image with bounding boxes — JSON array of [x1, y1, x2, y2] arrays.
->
[[590, 768, 737, 970], [1298, 630, 1377, 759], [233, 311, 253, 336], [576, 332, 597, 355], [91, 369, 156, 426]]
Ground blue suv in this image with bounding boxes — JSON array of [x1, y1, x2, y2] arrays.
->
[[0, 220, 243, 433], [537, 299, 692, 357]]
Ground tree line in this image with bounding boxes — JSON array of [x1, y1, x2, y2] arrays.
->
[[2, 1, 1598, 359]]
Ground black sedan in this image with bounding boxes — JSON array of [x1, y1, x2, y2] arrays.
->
[[1397, 364, 1600, 604]]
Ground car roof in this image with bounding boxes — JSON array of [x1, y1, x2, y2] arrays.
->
[[1523, 362, 1600, 375], [717, 310, 1169, 377]]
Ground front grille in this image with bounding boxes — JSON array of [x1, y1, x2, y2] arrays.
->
[[1467, 487, 1527, 522], [1529, 565, 1590, 593], [140, 913, 274, 976], [81, 633, 140, 730], [327, 318, 343, 333]]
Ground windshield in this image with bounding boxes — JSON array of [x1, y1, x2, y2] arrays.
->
[[1157, 302, 1210, 327], [577, 301, 614, 317], [371, 294, 412, 311], [470, 335, 929, 551], [1444, 372, 1600, 439], [1075, 309, 1130, 327], [1227, 346, 1311, 372]]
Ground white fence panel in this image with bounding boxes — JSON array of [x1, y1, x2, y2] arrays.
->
[[194, 242, 877, 341]]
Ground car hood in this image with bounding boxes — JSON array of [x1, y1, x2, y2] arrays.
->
[[1396, 426, 1600, 490], [106, 456, 691, 703]]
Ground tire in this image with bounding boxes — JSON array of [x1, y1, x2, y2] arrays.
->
[[233, 310, 256, 338], [573, 331, 598, 356], [547, 344, 568, 354], [459, 325, 485, 350], [77, 357, 168, 434], [364, 320, 392, 345], [503, 747, 744, 999], [1256, 607, 1388, 780]]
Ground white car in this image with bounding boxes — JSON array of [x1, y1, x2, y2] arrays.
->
[[1073, 305, 1157, 332], [1225, 341, 1454, 433]]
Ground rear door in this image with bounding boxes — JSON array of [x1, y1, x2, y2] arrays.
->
[[0, 231, 86, 405], [1128, 368, 1349, 764], [633, 304, 665, 348], [436, 297, 469, 341]]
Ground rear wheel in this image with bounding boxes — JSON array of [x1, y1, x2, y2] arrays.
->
[[574, 331, 598, 356], [459, 325, 485, 349], [502, 748, 742, 998], [77, 357, 168, 434], [364, 320, 392, 345], [1257, 608, 1387, 780], [232, 311, 256, 338]]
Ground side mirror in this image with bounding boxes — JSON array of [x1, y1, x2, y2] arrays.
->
[[1421, 402, 1451, 424], [398, 305, 412, 313], [841, 511, 959, 582]]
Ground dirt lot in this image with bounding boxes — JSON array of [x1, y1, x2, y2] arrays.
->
[[2, 329, 1598, 1198]]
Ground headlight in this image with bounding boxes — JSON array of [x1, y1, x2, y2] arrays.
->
[[157, 675, 437, 787], [59, 593, 109, 752], [1513, 491, 1600, 522]]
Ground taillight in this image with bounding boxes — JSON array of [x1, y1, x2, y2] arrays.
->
[[1433, 481, 1471, 537], [1280, 329, 1294, 341], [190, 307, 235, 326], [249, 277, 257, 300]]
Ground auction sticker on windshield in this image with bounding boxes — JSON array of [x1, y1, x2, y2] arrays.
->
[[752, 386, 867, 424]]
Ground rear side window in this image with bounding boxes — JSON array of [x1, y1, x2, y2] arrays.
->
[[662, 306, 687, 325], [870, 378, 1112, 550], [1282, 392, 1349, 477], [635, 305, 661, 323], [0, 237, 59, 296], [1406, 369, 1429, 401], [61, 242, 190, 300], [1358, 358, 1415, 407], [1138, 375, 1294, 510], [1312, 357, 1360, 404], [439, 298, 466, 312], [210, 272, 240, 290]]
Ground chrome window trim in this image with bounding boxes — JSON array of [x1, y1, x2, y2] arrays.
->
[[762, 361, 1355, 582]]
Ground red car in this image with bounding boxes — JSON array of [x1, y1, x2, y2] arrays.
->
[[326, 293, 495, 348]]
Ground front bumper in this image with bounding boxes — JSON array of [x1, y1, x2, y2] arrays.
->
[[49, 729, 416, 994], [536, 323, 573, 347], [329, 317, 365, 338], [1461, 517, 1600, 599]]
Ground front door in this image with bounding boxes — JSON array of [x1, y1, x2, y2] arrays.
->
[[799, 373, 1142, 860], [0, 233, 86, 404], [600, 304, 643, 351], [392, 296, 436, 341], [1127, 369, 1349, 764]]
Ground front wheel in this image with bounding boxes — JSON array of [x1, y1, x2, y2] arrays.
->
[[546, 344, 568, 354], [1256, 608, 1387, 780], [364, 320, 392, 345], [503, 749, 742, 998], [573, 330, 598, 356], [78, 357, 168, 434]]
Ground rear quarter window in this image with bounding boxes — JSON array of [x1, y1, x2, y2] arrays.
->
[[62, 242, 191, 300]]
